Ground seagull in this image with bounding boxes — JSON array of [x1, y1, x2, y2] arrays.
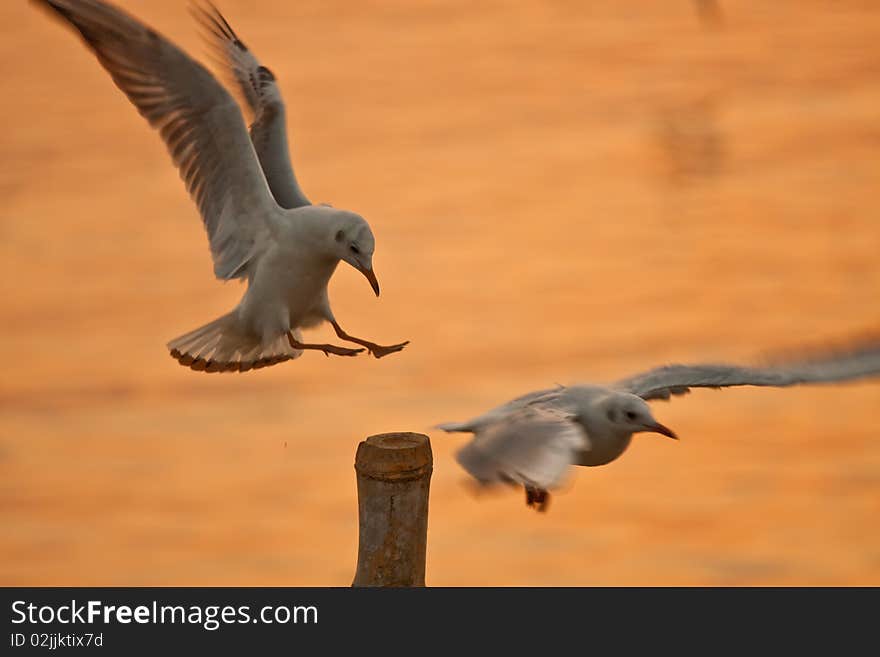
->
[[437, 336, 880, 511], [36, 0, 409, 373]]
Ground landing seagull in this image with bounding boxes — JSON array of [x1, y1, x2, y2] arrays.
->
[[437, 336, 880, 511], [36, 0, 409, 372]]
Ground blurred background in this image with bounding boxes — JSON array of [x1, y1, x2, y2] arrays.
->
[[2, 0, 879, 585]]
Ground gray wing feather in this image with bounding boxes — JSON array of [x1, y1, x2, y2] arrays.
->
[[455, 407, 588, 490], [40, 0, 280, 280], [193, 2, 311, 209], [436, 386, 564, 433], [617, 337, 880, 401]]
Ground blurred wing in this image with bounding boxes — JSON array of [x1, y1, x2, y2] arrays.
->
[[436, 386, 564, 433], [193, 2, 310, 209], [617, 336, 880, 401], [39, 0, 280, 280], [455, 407, 588, 491]]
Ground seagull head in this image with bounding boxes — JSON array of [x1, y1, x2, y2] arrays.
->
[[330, 211, 379, 296], [602, 392, 678, 440]]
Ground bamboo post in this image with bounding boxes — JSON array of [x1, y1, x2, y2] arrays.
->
[[352, 432, 433, 587]]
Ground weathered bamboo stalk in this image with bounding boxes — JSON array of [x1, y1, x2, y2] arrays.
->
[[352, 432, 433, 587]]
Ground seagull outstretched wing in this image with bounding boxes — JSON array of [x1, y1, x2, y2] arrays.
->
[[192, 2, 311, 209], [616, 336, 880, 401], [37, 0, 283, 281]]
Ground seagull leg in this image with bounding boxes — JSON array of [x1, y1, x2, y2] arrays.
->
[[524, 486, 550, 512], [288, 333, 364, 357], [534, 489, 550, 512], [330, 320, 409, 359]]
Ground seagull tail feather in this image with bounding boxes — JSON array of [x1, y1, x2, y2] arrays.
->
[[435, 421, 472, 433], [166, 312, 302, 373]]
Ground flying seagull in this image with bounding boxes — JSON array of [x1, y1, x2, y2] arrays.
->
[[35, 0, 409, 372], [437, 336, 880, 511]]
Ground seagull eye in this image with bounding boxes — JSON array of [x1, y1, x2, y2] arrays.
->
[[625, 411, 637, 421], [350, 244, 360, 255]]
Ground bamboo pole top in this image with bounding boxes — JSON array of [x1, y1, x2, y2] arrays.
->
[[354, 432, 433, 482]]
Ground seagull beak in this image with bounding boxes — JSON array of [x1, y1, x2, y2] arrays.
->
[[647, 422, 678, 440], [358, 265, 380, 297]]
